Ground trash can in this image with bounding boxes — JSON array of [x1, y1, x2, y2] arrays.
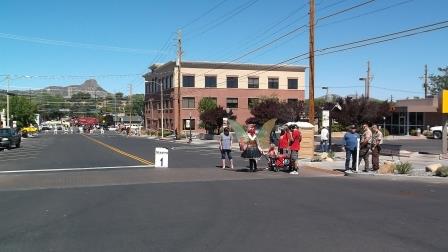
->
[[155, 147, 169, 168]]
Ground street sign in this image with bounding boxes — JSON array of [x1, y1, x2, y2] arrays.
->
[[322, 110, 330, 127]]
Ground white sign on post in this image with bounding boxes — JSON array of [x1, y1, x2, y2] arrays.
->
[[322, 110, 330, 127], [186, 119, 191, 129], [155, 147, 169, 168]]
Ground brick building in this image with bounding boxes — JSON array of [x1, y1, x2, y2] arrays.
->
[[143, 61, 306, 134]]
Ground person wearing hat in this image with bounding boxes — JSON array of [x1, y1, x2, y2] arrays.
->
[[344, 125, 360, 172], [219, 127, 234, 169]]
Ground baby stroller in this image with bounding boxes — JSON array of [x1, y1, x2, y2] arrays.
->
[[267, 152, 292, 172]]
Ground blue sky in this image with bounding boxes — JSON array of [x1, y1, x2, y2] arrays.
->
[[0, 0, 447, 100]]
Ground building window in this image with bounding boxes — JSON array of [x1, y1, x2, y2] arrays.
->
[[183, 75, 195, 87], [288, 78, 298, 89], [248, 98, 259, 109], [182, 97, 195, 108], [205, 76, 217, 88], [183, 119, 196, 130], [248, 77, 259, 88], [268, 78, 279, 89], [287, 98, 298, 105], [227, 76, 238, 88], [227, 98, 238, 108], [169, 75, 173, 88]]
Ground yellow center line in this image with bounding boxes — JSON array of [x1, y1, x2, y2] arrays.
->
[[82, 135, 153, 165]]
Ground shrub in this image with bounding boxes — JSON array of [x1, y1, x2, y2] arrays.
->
[[311, 156, 322, 162], [395, 162, 413, 174], [327, 151, 335, 159], [410, 129, 417, 136], [435, 166, 448, 177]]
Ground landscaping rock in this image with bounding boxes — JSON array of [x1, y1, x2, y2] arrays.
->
[[325, 158, 334, 162], [320, 152, 328, 159], [426, 163, 442, 173], [379, 161, 395, 174]]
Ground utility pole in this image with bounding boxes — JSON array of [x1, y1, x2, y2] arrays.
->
[[176, 29, 183, 139], [129, 84, 132, 126], [366, 61, 371, 99], [308, 0, 315, 124], [424, 64, 428, 98], [6, 75, 10, 127]]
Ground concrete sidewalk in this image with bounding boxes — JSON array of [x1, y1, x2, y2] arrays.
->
[[301, 150, 448, 178]]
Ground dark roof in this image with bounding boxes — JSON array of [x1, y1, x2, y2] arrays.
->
[[143, 61, 306, 77]]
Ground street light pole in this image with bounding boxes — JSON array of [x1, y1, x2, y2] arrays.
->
[[189, 112, 192, 143]]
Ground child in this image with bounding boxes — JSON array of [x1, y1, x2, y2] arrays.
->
[[267, 144, 277, 170]]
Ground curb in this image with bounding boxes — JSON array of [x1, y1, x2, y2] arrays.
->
[[344, 171, 448, 183]]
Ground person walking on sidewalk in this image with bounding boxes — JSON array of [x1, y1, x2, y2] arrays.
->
[[219, 127, 234, 169], [371, 124, 383, 171], [320, 126, 329, 152], [344, 125, 359, 172], [359, 123, 372, 172]]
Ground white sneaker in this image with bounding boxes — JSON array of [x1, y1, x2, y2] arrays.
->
[[290, 171, 298, 175]]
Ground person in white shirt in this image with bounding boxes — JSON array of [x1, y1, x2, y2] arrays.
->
[[320, 127, 329, 152]]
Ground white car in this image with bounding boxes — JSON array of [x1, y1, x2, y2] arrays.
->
[[430, 126, 444, 139]]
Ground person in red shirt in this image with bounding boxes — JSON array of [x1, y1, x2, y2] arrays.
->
[[278, 127, 291, 154], [289, 125, 302, 174]]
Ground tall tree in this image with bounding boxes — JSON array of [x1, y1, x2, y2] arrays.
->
[[10, 96, 37, 128], [200, 106, 235, 134], [198, 97, 217, 113], [331, 97, 391, 127], [247, 97, 304, 125], [428, 66, 448, 95]]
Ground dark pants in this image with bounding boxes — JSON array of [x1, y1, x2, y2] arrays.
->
[[249, 159, 257, 172], [345, 149, 357, 170], [359, 146, 370, 171], [371, 145, 381, 170]]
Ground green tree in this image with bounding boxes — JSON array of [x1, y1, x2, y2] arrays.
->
[[331, 97, 391, 127], [36, 93, 67, 120], [247, 97, 304, 125], [200, 106, 235, 134], [10, 96, 37, 128], [115, 92, 124, 101], [429, 66, 448, 95], [198, 97, 217, 113], [124, 94, 145, 117]]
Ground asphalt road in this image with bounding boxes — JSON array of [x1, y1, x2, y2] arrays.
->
[[0, 176, 447, 252], [1, 132, 447, 251]]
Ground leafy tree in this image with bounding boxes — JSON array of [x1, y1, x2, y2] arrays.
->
[[428, 66, 448, 95], [115, 92, 124, 101], [70, 92, 92, 101], [331, 97, 391, 127], [124, 94, 145, 117], [36, 93, 67, 120], [247, 97, 304, 125], [10, 96, 37, 128], [200, 106, 235, 134], [198, 97, 217, 113]]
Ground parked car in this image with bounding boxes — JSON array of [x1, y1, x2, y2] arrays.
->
[[0, 128, 21, 149], [430, 126, 444, 139]]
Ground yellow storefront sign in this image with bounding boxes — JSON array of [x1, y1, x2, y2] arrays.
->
[[443, 90, 448, 114]]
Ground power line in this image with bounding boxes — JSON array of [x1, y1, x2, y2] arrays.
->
[[192, 0, 377, 77], [0, 32, 165, 55], [180, 0, 229, 30], [184, 0, 260, 40]]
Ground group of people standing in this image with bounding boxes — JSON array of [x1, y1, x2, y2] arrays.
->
[[344, 123, 383, 172], [219, 124, 302, 173]]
